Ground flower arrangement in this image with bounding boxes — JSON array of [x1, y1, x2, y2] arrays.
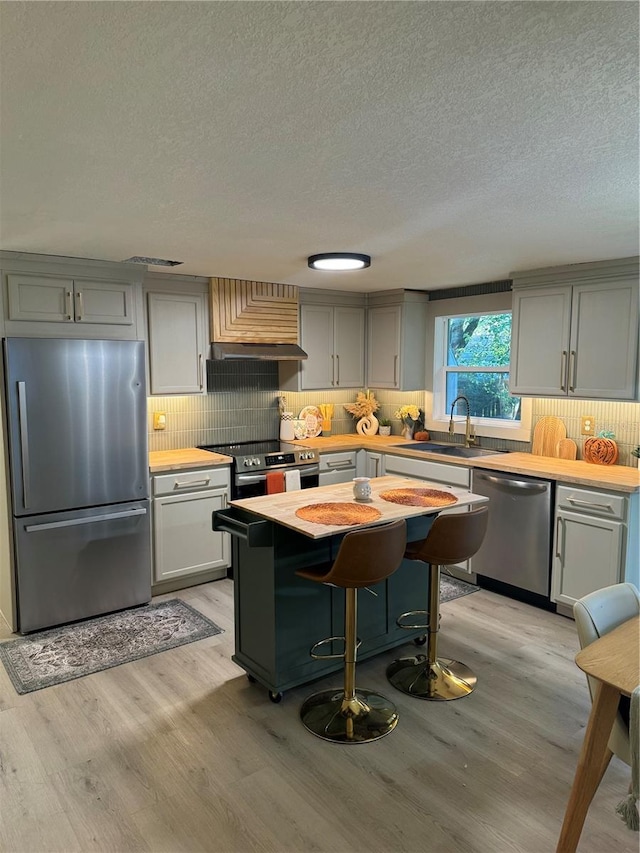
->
[[344, 389, 379, 419], [632, 447, 640, 459], [394, 404, 420, 424], [394, 405, 425, 440]]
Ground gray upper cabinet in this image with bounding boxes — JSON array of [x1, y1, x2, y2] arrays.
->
[[510, 258, 639, 400], [279, 291, 365, 391], [145, 275, 209, 395], [8, 274, 135, 326], [0, 252, 144, 340], [298, 304, 365, 390], [366, 291, 429, 390]]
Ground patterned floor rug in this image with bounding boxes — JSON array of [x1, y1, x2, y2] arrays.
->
[[0, 599, 223, 695], [440, 574, 480, 603]]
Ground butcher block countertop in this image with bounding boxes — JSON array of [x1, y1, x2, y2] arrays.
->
[[299, 435, 640, 493], [149, 448, 232, 473], [230, 475, 488, 539]]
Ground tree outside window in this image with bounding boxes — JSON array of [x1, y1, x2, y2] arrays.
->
[[443, 313, 521, 422]]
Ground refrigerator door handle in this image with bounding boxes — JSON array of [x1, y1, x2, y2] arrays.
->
[[17, 381, 30, 509], [25, 507, 147, 533]]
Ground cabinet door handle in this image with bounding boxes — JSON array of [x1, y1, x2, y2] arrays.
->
[[325, 461, 353, 469], [65, 290, 74, 321], [173, 478, 211, 489], [393, 355, 398, 386], [75, 290, 84, 321], [199, 354, 204, 390], [330, 354, 335, 386], [569, 350, 576, 392], [560, 350, 567, 391], [567, 497, 614, 512], [555, 516, 564, 561], [335, 354, 340, 386]]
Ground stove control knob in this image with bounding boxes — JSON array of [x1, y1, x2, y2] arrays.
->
[[243, 459, 252, 467]]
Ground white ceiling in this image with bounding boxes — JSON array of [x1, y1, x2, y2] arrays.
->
[[0, 1, 638, 293]]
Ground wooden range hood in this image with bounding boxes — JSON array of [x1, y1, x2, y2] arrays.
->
[[209, 277, 307, 360]]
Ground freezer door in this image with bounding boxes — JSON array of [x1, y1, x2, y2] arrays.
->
[[14, 500, 151, 633], [4, 338, 148, 515]]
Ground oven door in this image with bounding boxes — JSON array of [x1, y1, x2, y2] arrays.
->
[[234, 465, 320, 499]]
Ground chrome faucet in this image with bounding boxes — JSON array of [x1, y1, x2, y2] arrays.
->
[[449, 395, 476, 447]]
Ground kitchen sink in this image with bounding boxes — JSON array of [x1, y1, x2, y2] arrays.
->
[[399, 442, 503, 459]]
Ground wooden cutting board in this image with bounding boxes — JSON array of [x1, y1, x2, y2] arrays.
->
[[556, 438, 577, 460], [532, 416, 567, 457]]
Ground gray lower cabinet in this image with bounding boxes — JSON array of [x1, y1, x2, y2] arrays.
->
[[551, 484, 638, 610], [318, 450, 357, 485], [214, 507, 433, 698], [152, 467, 231, 586]]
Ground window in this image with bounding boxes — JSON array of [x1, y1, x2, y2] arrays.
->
[[428, 308, 531, 441]]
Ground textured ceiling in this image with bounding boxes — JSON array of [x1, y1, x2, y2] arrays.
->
[[0, 1, 638, 292]]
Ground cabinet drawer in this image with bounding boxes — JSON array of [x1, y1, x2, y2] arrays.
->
[[383, 454, 470, 488], [153, 467, 230, 496], [556, 485, 626, 521], [319, 451, 358, 471]]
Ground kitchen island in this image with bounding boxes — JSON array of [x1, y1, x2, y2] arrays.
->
[[213, 475, 488, 700]]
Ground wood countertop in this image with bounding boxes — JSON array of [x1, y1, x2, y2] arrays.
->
[[229, 474, 488, 539], [298, 435, 640, 493], [148, 437, 640, 492], [149, 448, 233, 473]]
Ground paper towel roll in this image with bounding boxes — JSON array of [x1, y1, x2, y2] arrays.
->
[[284, 469, 301, 491]]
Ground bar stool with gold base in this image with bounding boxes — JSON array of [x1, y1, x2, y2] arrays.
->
[[387, 506, 488, 701], [296, 519, 407, 743]]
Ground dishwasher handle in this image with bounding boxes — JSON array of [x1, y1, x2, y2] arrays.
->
[[474, 472, 549, 493]]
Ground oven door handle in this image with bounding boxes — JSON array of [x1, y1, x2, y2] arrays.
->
[[236, 472, 267, 485], [236, 464, 320, 487]]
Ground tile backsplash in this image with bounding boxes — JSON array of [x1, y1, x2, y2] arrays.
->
[[147, 365, 640, 467], [147, 361, 280, 451], [531, 399, 639, 467]]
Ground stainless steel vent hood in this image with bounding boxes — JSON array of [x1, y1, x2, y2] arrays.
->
[[210, 342, 308, 361]]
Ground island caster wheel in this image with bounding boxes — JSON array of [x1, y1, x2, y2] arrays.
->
[[269, 691, 283, 704], [414, 635, 427, 646], [246, 674, 257, 683]]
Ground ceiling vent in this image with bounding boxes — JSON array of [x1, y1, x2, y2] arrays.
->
[[122, 256, 183, 267]]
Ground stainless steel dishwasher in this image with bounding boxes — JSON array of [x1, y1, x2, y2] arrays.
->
[[471, 469, 553, 600]]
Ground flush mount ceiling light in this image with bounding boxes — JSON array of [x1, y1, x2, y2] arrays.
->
[[308, 252, 371, 271]]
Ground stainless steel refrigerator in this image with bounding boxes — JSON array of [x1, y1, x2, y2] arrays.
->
[[4, 337, 151, 633]]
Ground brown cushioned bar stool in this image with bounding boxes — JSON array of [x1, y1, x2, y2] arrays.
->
[[296, 519, 407, 743], [387, 506, 488, 701]]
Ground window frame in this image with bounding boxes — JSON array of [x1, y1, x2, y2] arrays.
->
[[425, 293, 531, 442]]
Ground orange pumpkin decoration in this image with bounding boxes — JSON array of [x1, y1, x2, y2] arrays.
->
[[414, 431, 430, 441], [583, 437, 618, 465]]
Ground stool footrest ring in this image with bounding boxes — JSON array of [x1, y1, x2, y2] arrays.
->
[[396, 610, 430, 631], [310, 635, 362, 661]]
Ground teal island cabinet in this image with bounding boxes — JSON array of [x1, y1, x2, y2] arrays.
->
[[213, 475, 488, 701]]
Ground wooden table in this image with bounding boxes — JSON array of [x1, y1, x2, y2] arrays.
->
[[557, 615, 640, 851]]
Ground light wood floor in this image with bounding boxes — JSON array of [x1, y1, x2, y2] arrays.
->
[[0, 580, 635, 853]]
